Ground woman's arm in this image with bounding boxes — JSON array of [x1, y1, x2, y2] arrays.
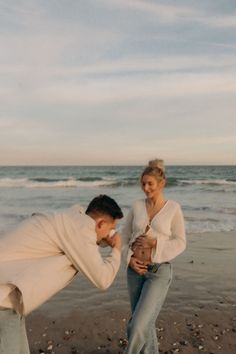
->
[[120, 208, 134, 264], [151, 204, 186, 263]]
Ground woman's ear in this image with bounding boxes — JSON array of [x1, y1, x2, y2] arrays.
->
[[160, 179, 166, 188]]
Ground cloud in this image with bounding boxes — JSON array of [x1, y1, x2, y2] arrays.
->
[[23, 70, 235, 105], [1, 50, 236, 106], [98, 0, 198, 22], [200, 15, 236, 28], [2, 54, 236, 77], [0, 0, 235, 165]]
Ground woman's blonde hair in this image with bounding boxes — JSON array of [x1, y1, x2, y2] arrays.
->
[[141, 159, 166, 181]]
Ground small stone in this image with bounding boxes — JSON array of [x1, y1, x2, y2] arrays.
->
[[65, 330, 70, 335], [122, 318, 126, 322], [198, 324, 203, 328], [213, 335, 219, 341], [157, 327, 164, 332], [179, 340, 188, 346], [47, 345, 53, 351], [42, 333, 47, 337], [119, 338, 128, 347], [198, 345, 204, 350]]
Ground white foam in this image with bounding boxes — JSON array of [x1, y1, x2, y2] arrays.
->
[[0, 178, 28, 187], [185, 219, 236, 233], [0, 177, 117, 188], [180, 179, 236, 186]]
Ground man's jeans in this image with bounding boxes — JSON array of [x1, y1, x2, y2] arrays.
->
[[0, 309, 30, 354], [125, 263, 172, 354]]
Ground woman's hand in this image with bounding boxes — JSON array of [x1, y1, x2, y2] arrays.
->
[[129, 256, 147, 274], [132, 236, 156, 250]]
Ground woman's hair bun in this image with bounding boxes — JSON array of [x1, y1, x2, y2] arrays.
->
[[148, 159, 165, 172]]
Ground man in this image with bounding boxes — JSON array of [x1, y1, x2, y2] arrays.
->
[[0, 194, 123, 354]]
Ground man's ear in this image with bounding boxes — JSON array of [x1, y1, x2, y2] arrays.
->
[[96, 218, 104, 230]]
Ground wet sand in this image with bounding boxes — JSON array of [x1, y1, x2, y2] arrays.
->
[[27, 231, 236, 353]]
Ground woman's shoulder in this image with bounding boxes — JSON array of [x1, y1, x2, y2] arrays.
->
[[166, 199, 182, 211], [131, 198, 145, 210]]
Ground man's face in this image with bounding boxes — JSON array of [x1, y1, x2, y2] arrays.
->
[[95, 216, 117, 242]]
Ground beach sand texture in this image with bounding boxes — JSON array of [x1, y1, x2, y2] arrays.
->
[[27, 231, 236, 354]]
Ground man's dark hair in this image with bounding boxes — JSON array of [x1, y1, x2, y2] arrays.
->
[[86, 195, 123, 219]]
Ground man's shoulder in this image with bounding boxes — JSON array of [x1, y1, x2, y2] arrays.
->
[[67, 204, 85, 214], [63, 204, 96, 230]]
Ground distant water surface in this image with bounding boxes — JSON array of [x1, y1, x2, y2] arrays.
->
[[0, 165, 235, 235]]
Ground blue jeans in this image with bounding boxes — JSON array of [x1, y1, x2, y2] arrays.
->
[[125, 263, 172, 354], [0, 309, 30, 354]]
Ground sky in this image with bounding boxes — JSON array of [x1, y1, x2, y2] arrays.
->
[[0, 0, 236, 165]]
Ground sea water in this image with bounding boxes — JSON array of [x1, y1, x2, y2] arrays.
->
[[0, 165, 235, 235]]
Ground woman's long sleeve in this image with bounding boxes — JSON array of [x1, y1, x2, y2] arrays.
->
[[151, 204, 186, 263], [121, 208, 133, 265]]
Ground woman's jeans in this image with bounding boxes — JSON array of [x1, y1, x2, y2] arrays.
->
[[0, 309, 30, 354], [125, 263, 172, 354]]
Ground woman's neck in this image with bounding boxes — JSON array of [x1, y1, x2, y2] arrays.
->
[[146, 193, 165, 206]]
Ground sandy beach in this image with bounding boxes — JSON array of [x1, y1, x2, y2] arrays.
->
[[26, 231, 236, 354]]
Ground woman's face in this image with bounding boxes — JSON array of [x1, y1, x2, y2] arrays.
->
[[141, 174, 164, 199]]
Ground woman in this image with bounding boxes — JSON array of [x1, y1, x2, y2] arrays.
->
[[122, 159, 186, 354]]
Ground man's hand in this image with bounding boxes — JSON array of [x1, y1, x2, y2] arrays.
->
[[129, 256, 147, 274], [105, 232, 121, 251], [131, 236, 156, 250]]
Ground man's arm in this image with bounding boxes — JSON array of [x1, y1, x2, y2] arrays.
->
[[57, 218, 121, 290]]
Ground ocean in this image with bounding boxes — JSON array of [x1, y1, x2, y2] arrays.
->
[[0, 165, 236, 315], [0, 165, 236, 235]]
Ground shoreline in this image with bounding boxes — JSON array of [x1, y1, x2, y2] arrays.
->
[[26, 230, 236, 353]]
